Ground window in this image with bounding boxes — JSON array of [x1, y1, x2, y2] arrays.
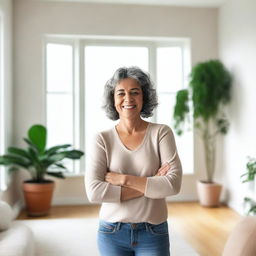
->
[[0, 14, 7, 190], [44, 37, 193, 175], [45, 42, 77, 173]]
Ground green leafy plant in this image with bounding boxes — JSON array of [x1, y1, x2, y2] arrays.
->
[[241, 157, 256, 183], [0, 124, 84, 183], [244, 197, 256, 215], [241, 157, 256, 215], [173, 60, 232, 183]]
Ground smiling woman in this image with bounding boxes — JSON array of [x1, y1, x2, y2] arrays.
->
[[85, 66, 183, 256]]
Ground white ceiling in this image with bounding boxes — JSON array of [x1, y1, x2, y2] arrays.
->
[[43, 0, 227, 8]]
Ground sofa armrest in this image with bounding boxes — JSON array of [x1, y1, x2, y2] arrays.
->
[[0, 222, 34, 256], [223, 216, 256, 256]]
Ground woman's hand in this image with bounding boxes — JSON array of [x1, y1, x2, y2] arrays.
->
[[105, 172, 126, 186], [155, 163, 170, 176]]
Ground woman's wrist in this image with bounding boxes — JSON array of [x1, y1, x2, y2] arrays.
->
[[122, 174, 128, 186], [122, 174, 147, 194]]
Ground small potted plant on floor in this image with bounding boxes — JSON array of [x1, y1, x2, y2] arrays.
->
[[173, 59, 232, 207], [0, 124, 84, 216]]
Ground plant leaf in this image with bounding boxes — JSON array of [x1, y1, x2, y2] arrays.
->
[[63, 150, 84, 159], [48, 152, 68, 162], [173, 89, 190, 135], [23, 138, 40, 153], [0, 155, 30, 168], [45, 144, 71, 155], [28, 124, 47, 153], [7, 147, 31, 160], [46, 171, 65, 179], [53, 163, 68, 169]]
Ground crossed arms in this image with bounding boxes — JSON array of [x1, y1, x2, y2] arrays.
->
[[105, 163, 171, 201]]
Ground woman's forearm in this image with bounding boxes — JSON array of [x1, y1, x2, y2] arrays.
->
[[121, 187, 144, 201], [123, 175, 147, 194], [106, 164, 170, 195]]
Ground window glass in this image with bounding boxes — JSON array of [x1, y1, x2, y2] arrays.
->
[[46, 43, 74, 172], [157, 47, 183, 93], [46, 44, 73, 93], [47, 94, 73, 147]]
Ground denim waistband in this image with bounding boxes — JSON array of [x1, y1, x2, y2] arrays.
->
[[99, 220, 167, 232]]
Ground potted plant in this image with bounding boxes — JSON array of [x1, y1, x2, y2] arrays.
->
[[0, 124, 84, 216], [241, 157, 256, 215], [173, 59, 232, 207]]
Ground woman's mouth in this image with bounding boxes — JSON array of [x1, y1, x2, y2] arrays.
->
[[122, 105, 136, 109]]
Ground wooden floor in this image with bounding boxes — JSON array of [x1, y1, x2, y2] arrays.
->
[[17, 202, 241, 256]]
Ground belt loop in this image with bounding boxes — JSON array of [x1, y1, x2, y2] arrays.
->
[[145, 222, 149, 231], [116, 222, 121, 231]]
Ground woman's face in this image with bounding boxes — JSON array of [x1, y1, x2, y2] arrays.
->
[[114, 78, 143, 120]]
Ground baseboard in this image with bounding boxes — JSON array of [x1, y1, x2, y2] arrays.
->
[[52, 195, 198, 206], [52, 197, 90, 205], [167, 194, 198, 202]]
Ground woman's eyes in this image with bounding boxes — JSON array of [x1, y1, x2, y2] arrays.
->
[[117, 92, 139, 96]]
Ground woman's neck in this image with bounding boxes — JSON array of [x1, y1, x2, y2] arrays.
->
[[117, 118, 147, 135]]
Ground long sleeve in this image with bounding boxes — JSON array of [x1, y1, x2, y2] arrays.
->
[[85, 133, 121, 203], [144, 125, 182, 199]]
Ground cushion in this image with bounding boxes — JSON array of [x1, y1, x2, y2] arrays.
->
[[0, 223, 34, 256], [0, 200, 13, 231], [223, 216, 256, 256]]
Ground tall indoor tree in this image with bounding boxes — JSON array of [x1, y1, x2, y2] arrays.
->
[[173, 59, 232, 206]]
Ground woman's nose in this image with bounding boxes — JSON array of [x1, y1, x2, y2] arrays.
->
[[124, 94, 134, 102]]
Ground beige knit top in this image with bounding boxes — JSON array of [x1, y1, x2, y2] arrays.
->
[[85, 122, 182, 224]]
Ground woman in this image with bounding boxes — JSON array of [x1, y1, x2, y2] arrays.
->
[[85, 66, 182, 256]]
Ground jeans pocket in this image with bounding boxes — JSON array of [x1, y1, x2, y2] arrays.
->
[[98, 221, 117, 234], [148, 221, 169, 235]]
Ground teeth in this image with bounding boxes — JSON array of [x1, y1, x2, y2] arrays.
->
[[123, 106, 135, 109]]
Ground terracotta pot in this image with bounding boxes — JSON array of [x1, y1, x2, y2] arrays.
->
[[23, 180, 55, 216], [197, 180, 222, 207]]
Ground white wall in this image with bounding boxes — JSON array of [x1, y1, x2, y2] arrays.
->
[[0, 0, 15, 206], [13, 0, 218, 205], [219, 0, 256, 213]]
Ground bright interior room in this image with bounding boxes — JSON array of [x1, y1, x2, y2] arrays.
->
[[0, 0, 256, 255]]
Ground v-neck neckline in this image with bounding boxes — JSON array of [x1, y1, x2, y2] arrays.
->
[[113, 122, 151, 153]]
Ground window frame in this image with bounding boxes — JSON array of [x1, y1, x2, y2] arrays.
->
[[43, 35, 192, 175], [0, 13, 7, 191], [43, 38, 82, 175]]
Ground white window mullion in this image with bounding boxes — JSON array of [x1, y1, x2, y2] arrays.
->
[[74, 39, 85, 175], [148, 43, 157, 123]]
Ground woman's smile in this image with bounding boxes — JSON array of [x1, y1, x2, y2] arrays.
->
[[122, 105, 136, 109]]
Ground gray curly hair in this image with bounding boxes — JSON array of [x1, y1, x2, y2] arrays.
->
[[102, 66, 158, 120]]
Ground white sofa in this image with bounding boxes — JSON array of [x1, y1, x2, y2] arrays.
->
[[0, 222, 34, 256], [0, 200, 34, 256]]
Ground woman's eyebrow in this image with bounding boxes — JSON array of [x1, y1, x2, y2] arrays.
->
[[116, 88, 140, 92]]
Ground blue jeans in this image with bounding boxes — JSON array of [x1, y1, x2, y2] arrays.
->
[[97, 220, 170, 256]]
